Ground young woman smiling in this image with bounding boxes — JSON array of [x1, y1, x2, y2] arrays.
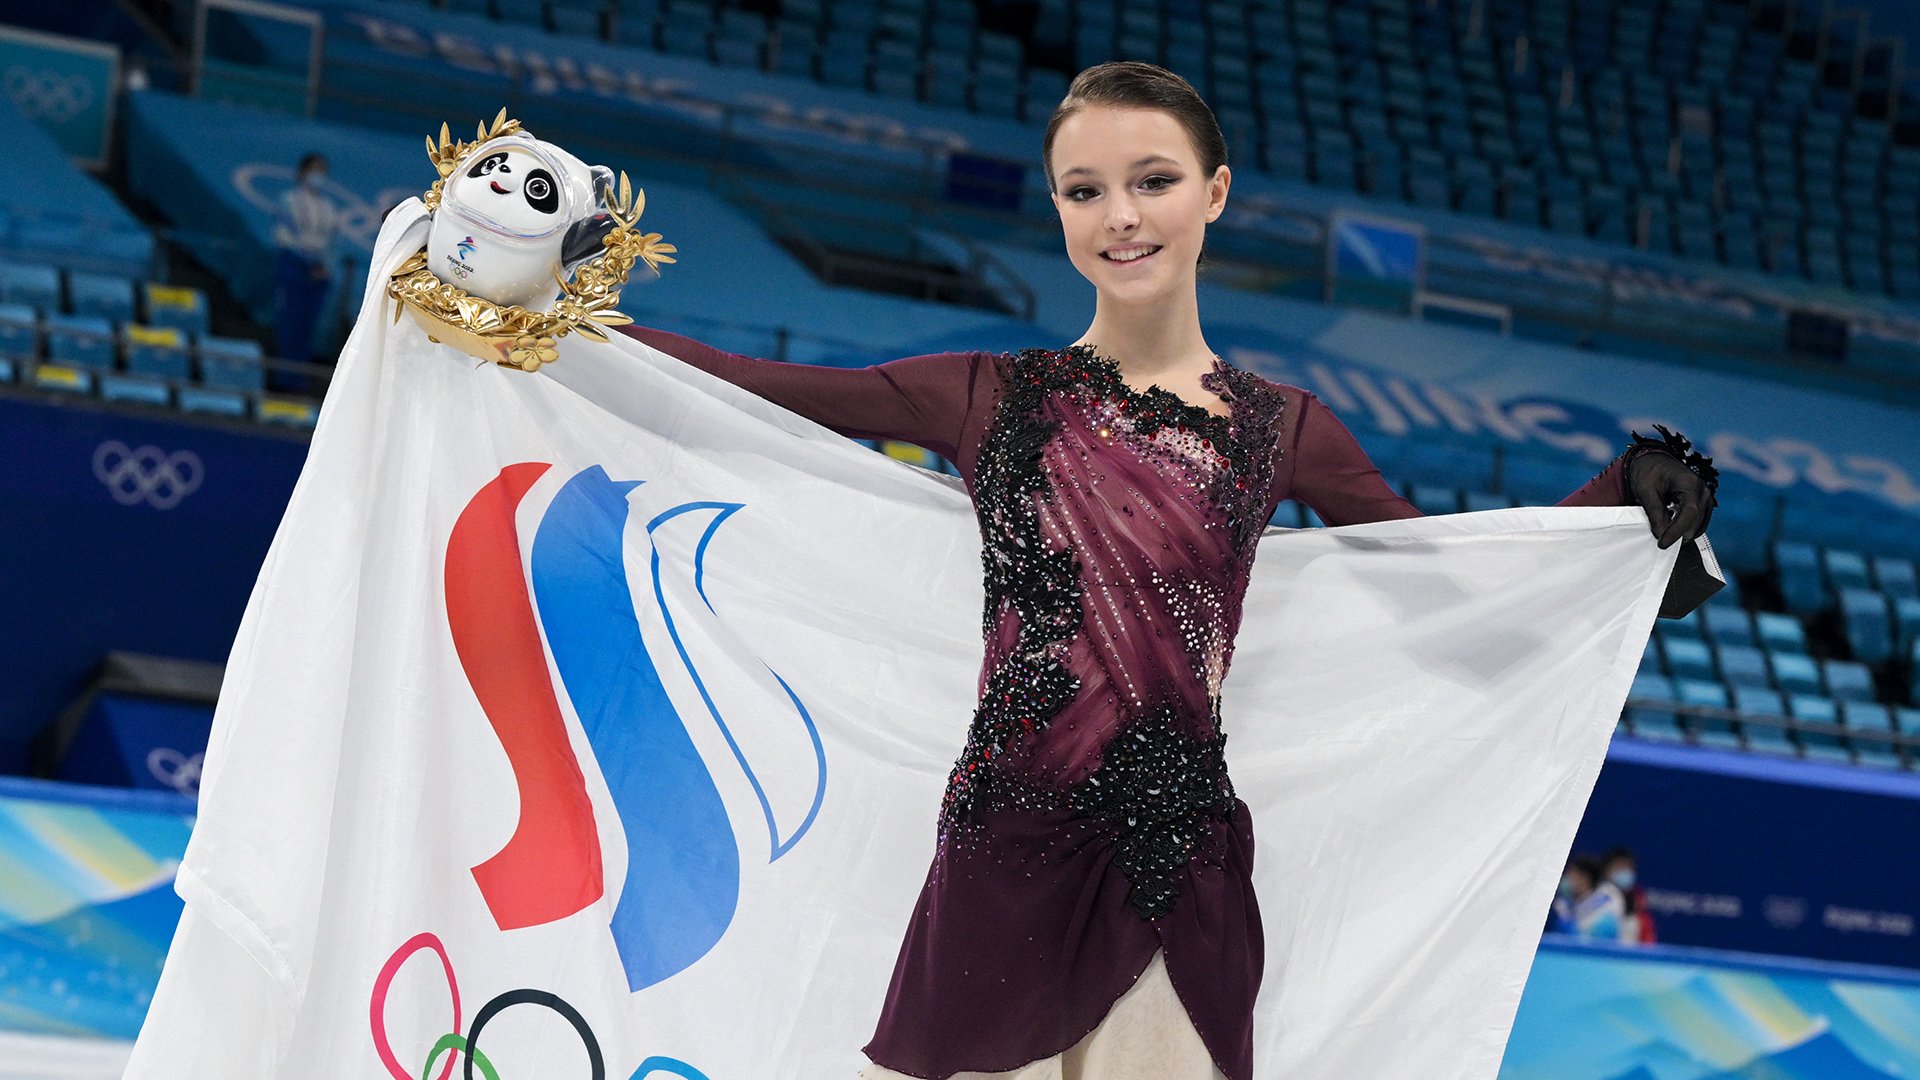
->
[[621, 60, 1716, 1080]]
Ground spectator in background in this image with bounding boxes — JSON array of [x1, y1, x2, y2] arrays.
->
[[271, 152, 338, 393], [1551, 853, 1625, 941], [1605, 846, 1657, 945]]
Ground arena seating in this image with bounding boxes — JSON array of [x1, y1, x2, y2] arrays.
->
[[350, 0, 1920, 309], [0, 87, 153, 280], [11, 1, 1918, 772]]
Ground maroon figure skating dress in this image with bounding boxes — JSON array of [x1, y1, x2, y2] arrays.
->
[[620, 326, 1677, 1080]]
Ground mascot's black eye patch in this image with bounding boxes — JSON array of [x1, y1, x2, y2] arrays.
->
[[524, 169, 558, 214], [467, 152, 510, 179]]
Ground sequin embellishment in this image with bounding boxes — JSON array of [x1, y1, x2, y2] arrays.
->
[[939, 345, 1289, 920]]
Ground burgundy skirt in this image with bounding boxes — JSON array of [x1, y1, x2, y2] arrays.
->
[[858, 798, 1263, 1080]]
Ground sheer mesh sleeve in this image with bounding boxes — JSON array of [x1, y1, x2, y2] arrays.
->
[[1284, 389, 1639, 526], [619, 324, 993, 467], [1285, 390, 1423, 526]]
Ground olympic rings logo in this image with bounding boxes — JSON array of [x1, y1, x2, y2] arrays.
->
[[371, 933, 711, 1080], [233, 162, 416, 253], [2, 66, 95, 124], [92, 440, 204, 510], [145, 747, 203, 796]]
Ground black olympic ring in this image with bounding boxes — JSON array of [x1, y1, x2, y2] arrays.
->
[[463, 989, 605, 1080]]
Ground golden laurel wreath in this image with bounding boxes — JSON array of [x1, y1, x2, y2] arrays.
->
[[386, 109, 677, 371]]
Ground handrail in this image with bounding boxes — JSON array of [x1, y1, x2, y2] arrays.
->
[[1622, 694, 1920, 761]]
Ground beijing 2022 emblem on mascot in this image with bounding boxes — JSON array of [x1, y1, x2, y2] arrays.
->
[[387, 109, 676, 370]]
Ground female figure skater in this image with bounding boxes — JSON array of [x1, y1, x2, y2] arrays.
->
[[620, 61, 1715, 1080]]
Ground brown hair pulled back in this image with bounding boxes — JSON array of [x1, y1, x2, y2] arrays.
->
[[1043, 62, 1229, 273], [1041, 61, 1229, 194]]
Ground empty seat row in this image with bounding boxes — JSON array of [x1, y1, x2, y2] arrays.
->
[[1624, 671, 1915, 768], [1775, 540, 1919, 613], [0, 264, 208, 337], [1646, 632, 1876, 702]]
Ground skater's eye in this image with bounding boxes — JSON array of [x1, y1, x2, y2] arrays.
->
[[524, 170, 558, 214], [467, 152, 510, 179]]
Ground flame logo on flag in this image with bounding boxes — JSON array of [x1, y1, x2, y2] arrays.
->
[[443, 463, 828, 992]]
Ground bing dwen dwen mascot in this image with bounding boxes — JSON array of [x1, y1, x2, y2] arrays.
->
[[388, 110, 675, 370]]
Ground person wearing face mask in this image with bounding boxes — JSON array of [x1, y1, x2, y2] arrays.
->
[[611, 61, 1716, 1080], [1552, 854, 1626, 941], [270, 152, 339, 393], [1604, 846, 1657, 945]]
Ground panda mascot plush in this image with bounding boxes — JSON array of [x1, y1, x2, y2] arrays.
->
[[386, 112, 673, 370], [423, 130, 617, 311]]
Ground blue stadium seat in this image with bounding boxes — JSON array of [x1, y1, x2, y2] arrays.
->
[[124, 324, 190, 380], [178, 386, 248, 417], [1788, 694, 1848, 763], [549, 0, 604, 38], [99, 370, 170, 406], [1821, 659, 1877, 703], [1773, 541, 1824, 614], [1660, 635, 1715, 681], [0, 302, 37, 359], [1872, 555, 1918, 600], [67, 271, 136, 323], [1894, 598, 1920, 655], [1715, 643, 1770, 690], [1625, 672, 1682, 741], [1675, 677, 1735, 748], [1639, 637, 1661, 675], [1731, 686, 1794, 756], [1702, 605, 1754, 647], [1823, 547, 1873, 593], [1769, 651, 1822, 697], [1839, 700, 1901, 768], [1755, 612, 1808, 654], [1409, 484, 1460, 515], [199, 336, 264, 391], [142, 283, 209, 338], [1461, 490, 1511, 512], [0, 262, 60, 312], [1838, 588, 1893, 664], [44, 314, 116, 369]]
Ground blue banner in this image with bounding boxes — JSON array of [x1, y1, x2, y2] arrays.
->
[[0, 25, 118, 166], [1570, 738, 1920, 970], [0, 396, 306, 773]]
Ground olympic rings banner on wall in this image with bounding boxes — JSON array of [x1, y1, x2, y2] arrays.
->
[[124, 201, 1677, 1079]]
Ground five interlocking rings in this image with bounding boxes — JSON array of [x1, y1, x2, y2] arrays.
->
[[92, 440, 204, 509], [371, 933, 710, 1080], [145, 747, 203, 796], [2, 66, 95, 124]]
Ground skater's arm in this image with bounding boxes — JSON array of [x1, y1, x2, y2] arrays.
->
[[1286, 390, 1421, 527], [619, 324, 982, 463], [1288, 391, 1716, 544]]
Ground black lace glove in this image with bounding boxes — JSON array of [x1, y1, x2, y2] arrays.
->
[[1623, 424, 1720, 550]]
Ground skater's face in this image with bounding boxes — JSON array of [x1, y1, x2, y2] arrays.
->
[[1048, 106, 1229, 307]]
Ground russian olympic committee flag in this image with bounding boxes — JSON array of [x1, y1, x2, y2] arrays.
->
[[126, 200, 1678, 1080]]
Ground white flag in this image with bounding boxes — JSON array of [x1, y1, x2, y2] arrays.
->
[[126, 201, 1676, 1080]]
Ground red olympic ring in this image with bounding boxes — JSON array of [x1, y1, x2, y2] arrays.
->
[[371, 932, 463, 1080]]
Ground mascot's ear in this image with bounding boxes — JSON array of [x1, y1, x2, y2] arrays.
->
[[558, 165, 621, 268], [560, 213, 617, 268]]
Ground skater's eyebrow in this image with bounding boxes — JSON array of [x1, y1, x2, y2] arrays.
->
[[1059, 155, 1179, 180]]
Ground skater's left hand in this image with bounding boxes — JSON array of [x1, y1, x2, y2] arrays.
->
[[1628, 452, 1712, 550]]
